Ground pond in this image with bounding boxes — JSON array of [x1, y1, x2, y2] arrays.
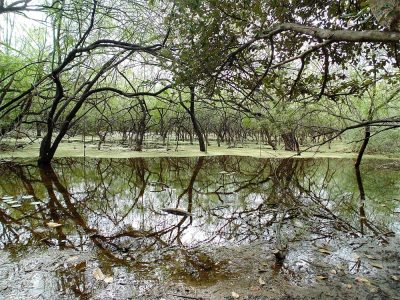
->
[[0, 156, 399, 299]]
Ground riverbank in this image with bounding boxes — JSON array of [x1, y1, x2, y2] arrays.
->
[[1, 138, 399, 161]]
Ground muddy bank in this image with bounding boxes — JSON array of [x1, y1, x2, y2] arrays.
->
[[1, 235, 399, 299]]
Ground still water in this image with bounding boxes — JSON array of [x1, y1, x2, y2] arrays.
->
[[0, 157, 399, 299]]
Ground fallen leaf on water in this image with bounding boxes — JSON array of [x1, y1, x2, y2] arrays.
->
[[258, 268, 268, 273], [318, 248, 331, 255], [355, 277, 370, 285], [316, 275, 328, 280], [47, 222, 62, 228], [346, 284, 352, 289], [391, 275, 399, 281], [330, 269, 337, 275], [258, 277, 266, 286], [231, 291, 240, 299], [250, 286, 260, 292], [93, 268, 113, 283], [93, 267, 106, 281], [365, 254, 377, 260], [73, 261, 86, 271], [371, 263, 383, 269], [66, 256, 79, 263]]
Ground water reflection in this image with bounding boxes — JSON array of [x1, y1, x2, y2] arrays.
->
[[0, 156, 399, 297]]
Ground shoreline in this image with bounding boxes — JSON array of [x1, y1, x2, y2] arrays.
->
[[1, 141, 399, 161]]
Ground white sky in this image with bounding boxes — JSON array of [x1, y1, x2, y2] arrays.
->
[[0, 0, 49, 54]]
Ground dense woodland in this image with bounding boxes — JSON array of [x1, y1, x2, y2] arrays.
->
[[1, 0, 400, 165]]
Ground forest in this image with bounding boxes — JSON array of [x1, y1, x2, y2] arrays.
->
[[0, 1, 400, 299], [1, 0, 400, 164]]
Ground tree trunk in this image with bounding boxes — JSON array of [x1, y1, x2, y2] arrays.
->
[[134, 99, 148, 152], [180, 86, 206, 152], [134, 124, 146, 151], [36, 122, 42, 137], [355, 124, 370, 168], [38, 134, 56, 165], [264, 129, 277, 150], [97, 131, 107, 150], [281, 131, 299, 153]]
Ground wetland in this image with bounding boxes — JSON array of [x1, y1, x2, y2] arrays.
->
[[0, 156, 399, 299]]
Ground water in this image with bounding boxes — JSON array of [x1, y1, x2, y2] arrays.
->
[[0, 157, 399, 299]]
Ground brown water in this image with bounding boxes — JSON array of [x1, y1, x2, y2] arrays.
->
[[0, 157, 399, 299]]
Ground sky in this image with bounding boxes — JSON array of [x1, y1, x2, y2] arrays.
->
[[0, 0, 48, 54]]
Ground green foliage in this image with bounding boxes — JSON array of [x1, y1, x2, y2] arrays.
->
[[348, 128, 400, 154], [1, 0, 400, 159]]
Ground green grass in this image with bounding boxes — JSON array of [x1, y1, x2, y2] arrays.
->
[[1, 137, 399, 161]]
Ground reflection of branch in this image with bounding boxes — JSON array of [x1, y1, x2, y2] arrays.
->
[[274, 208, 288, 263], [355, 166, 388, 243], [355, 166, 366, 235]]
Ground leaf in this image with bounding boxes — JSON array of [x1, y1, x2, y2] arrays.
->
[[93, 267, 106, 281], [318, 248, 331, 255], [47, 222, 63, 228], [346, 284, 352, 289], [250, 286, 261, 292], [371, 263, 383, 269], [316, 275, 328, 280], [93, 267, 113, 283], [74, 261, 86, 271], [330, 269, 337, 275], [355, 277, 370, 284], [66, 256, 79, 263], [232, 291, 240, 299], [364, 254, 377, 260], [258, 277, 266, 286], [391, 275, 399, 281]]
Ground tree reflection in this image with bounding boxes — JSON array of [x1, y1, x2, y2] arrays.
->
[[355, 166, 388, 243], [0, 156, 397, 293]]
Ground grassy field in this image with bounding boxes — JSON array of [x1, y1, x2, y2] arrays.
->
[[1, 136, 399, 161]]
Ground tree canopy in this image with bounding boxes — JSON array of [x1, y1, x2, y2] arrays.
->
[[1, 0, 400, 164]]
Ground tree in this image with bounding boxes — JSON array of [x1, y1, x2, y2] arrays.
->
[[0, 0, 40, 14], [178, 86, 206, 152], [0, 0, 172, 164], [165, 0, 400, 163]]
